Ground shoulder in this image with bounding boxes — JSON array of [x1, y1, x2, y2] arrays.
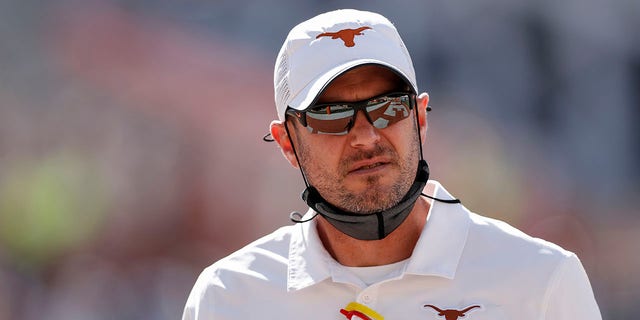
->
[[182, 226, 295, 318], [463, 212, 601, 317], [203, 225, 294, 284], [188, 225, 295, 296], [466, 211, 572, 257], [461, 210, 577, 277]]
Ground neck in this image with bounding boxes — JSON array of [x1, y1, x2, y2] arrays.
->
[[316, 197, 430, 267]]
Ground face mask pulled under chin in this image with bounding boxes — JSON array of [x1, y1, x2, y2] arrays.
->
[[298, 159, 429, 240]]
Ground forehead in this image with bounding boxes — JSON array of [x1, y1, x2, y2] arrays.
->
[[317, 65, 407, 103]]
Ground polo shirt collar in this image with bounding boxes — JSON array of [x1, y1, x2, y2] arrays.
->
[[287, 180, 471, 291], [287, 209, 334, 291], [405, 180, 470, 279]]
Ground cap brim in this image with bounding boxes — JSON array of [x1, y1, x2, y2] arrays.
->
[[286, 59, 418, 114]]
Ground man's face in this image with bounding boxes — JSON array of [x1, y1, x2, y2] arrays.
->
[[286, 65, 423, 214]]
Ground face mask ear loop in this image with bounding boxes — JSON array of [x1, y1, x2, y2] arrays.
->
[[284, 119, 311, 188]]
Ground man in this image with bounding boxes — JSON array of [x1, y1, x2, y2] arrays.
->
[[183, 9, 601, 319]]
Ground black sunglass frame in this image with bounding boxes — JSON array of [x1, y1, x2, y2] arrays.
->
[[285, 91, 417, 134]]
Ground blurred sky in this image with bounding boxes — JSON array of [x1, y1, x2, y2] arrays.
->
[[0, 0, 638, 319]]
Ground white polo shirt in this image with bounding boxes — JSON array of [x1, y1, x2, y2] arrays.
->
[[182, 181, 601, 319]]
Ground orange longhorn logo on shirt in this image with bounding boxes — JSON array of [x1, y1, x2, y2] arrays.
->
[[316, 26, 371, 47], [423, 305, 481, 320]]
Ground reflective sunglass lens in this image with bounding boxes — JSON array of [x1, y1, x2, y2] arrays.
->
[[291, 92, 413, 135], [367, 96, 411, 129], [306, 107, 353, 134]]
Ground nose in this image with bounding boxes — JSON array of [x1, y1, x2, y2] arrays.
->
[[349, 110, 381, 148]]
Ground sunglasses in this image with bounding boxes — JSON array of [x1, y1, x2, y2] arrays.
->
[[286, 92, 416, 135]]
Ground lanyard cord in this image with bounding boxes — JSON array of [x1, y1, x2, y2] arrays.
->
[[283, 120, 311, 188]]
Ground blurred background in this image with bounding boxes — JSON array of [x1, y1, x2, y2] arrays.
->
[[0, 0, 638, 319]]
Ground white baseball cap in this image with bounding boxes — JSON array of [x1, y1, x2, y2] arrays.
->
[[273, 9, 418, 121]]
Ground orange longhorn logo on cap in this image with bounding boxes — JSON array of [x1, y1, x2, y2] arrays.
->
[[316, 26, 371, 47]]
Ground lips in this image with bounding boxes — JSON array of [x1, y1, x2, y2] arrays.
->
[[359, 163, 384, 170], [348, 159, 392, 174]]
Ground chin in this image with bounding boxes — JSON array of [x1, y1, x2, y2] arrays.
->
[[347, 185, 405, 212]]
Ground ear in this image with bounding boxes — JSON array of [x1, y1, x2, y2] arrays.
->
[[416, 92, 429, 142], [270, 120, 299, 168]]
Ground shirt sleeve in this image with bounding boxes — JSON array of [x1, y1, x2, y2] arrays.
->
[[181, 268, 217, 320], [543, 253, 602, 319]]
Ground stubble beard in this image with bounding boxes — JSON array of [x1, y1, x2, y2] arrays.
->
[[298, 139, 420, 214]]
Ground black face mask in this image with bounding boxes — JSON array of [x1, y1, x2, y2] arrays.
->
[[296, 159, 429, 240]]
